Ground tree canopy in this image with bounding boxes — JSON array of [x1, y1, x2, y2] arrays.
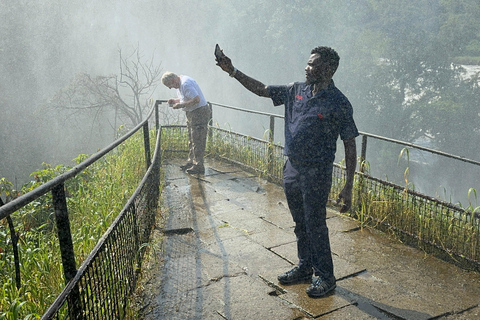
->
[[1, 0, 480, 186]]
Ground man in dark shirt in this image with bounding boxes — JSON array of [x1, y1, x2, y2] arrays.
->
[[215, 46, 359, 298]]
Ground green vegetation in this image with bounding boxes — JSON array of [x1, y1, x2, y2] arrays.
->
[[454, 56, 480, 65], [3, 124, 478, 318], [353, 174, 479, 267], [0, 130, 150, 319], [341, 147, 480, 269], [208, 127, 285, 183], [204, 127, 480, 270]]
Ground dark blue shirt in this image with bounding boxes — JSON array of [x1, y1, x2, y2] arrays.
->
[[268, 80, 358, 163]]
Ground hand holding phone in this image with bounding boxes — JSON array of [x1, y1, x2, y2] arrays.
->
[[214, 44, 223, 61], [214, 44, 234, 74]]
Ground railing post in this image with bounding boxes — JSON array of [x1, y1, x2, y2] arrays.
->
[[0, 198, 21, 289], [143, 122, 151, 169], [360, 134, 368, 173], [155, 100, 160, 133], [354, 134, 369, 217], [267, 115, 275, 174], [52, 183, 82, 318], [208, 102, 213, 149]]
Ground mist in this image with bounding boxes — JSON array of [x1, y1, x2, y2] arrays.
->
[[0, 0, 302, 187], [1, 0, 480, 207]]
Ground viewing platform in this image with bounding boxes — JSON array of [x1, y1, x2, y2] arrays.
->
[[133, 158, 480, 320], [4, 102, 479, 319]]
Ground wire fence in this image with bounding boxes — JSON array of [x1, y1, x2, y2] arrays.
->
[[355, 173, 480, 270], [1, 100, 479, 319], [202, 113, 480, 272], [1, 103, 162, 319], [41, 151, 161, 319], [160, 99, 480, 272]]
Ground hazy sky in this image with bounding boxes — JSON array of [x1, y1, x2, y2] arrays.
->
[[3, 1, 478, 206]]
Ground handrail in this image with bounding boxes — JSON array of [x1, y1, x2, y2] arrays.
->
[[208, 101, 480, 168], [0, 105, 156, 220], [210, 101, 284, 119], [2, 98, 479, 318], [359, 131, 480, 167], [40, 114, 163, 320], [1, 102, 160, 318], [5, 100, 475, 221]]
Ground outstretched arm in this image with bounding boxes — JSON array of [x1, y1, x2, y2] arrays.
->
[[337, 137, 357, 213], [215, 50, 270, 98]]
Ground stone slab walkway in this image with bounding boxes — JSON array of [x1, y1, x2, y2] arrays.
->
[[134, 158, 480, 319]]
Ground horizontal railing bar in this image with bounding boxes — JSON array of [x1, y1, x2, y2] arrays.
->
[[40, 124, 163, 320], [0, 105, 156, 220], [354, 169, 475, 216], [210, 126, 274, 144], [359, 132, 480, 167], [200, 99, 480, 168], [157, 99, 283, 119], [209, 101, 284, 119]]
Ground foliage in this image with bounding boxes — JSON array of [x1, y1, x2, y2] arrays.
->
[[208, 127, 285, 183], [203, 125, 480, 269], [438, 0, 480, 58], [0, 130, 149, 319], [3, 0, 480, 194]]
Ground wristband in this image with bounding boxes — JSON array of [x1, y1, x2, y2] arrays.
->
[[229, 67, 238, 77]]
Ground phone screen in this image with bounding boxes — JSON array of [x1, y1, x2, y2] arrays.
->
[[214, 44, 222, 59]]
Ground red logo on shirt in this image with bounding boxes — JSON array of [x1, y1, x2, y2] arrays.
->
[[318, 113, 324, 119], [295, 95, 303, 100]]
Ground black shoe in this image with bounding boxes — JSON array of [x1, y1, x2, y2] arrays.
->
[[186, 165, 205, 175], [277, 266, 313, 285], [180, 163, 193, 171], [306, 275, 336, 298]]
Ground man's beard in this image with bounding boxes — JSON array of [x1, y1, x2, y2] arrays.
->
[[306, 73, 327, 85], [306, 76, 320, 85]]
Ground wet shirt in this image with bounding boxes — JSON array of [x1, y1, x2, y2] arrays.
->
[[268, 80, 358, 163], [177, 75, 207, 112]]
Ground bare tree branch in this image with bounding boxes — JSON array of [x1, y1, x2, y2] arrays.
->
[[47, 45, 162, 130]]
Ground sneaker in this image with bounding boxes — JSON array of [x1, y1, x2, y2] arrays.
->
[[306, 275, 336, 298], [277, 266, 313, 285], [180, 163, 193, 171], [186, 165, 205, 175]]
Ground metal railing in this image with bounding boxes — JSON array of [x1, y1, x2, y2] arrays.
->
[[204, 101, 480, 271], [1, 102, 163, 319], [1, 99, 480, 319]]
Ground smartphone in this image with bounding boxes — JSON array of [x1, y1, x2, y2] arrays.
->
[[214, 44, 222, 60]]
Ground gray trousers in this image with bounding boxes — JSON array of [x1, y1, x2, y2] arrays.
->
[[185, 104, 212, 167]]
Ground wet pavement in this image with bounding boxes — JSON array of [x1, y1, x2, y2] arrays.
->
[[135, 158, 480, 319]]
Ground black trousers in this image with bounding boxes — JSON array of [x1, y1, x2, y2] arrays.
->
[[283, 158, 334, 279]]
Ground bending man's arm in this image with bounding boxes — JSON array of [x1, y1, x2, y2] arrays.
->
[[337, 137, 357, 213], [172, 96, 200, 109], [216, 53, 270, 98]]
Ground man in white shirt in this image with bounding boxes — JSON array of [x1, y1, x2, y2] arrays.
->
[[162, 72, 212, 174]]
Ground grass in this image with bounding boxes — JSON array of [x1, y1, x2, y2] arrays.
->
[[208, 127, 285, 183], [205, 127, 480, 269], [349, 153, 480, 269], [3, 124, 479, 318], [0, 129, 153, 319]]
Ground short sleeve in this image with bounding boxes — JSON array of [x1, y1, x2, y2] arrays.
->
[[267, 85, 289, 106], [339, 100, 359, 141], [182, 82, 199, 101]]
